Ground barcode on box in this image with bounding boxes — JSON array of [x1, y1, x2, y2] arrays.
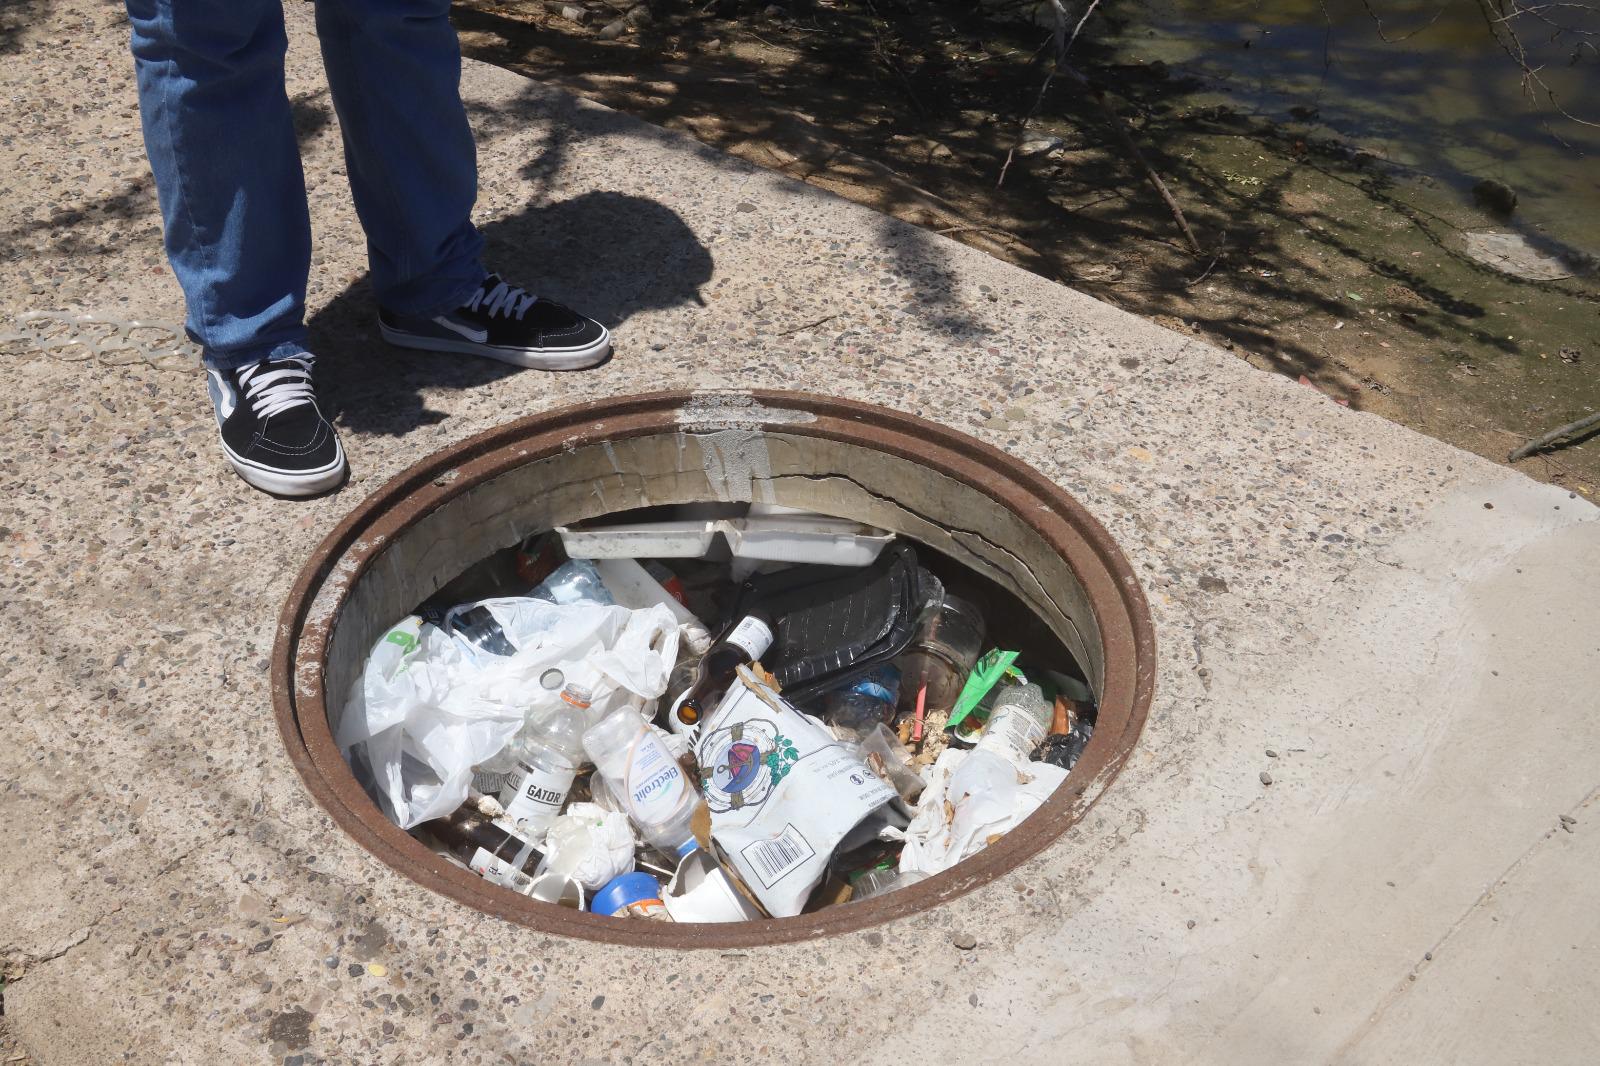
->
[[741, 824, 816, 888]]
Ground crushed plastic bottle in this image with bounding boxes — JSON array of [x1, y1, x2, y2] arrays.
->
[[850, 866, 927, 901], [530, 559, 614, 606], [971, 683, 1051, 765], [443, 602, 517, 659], [824, 664, 901, 733]]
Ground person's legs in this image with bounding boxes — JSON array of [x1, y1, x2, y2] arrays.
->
[[314, 0, 610, 369], [125, 0, 345, 496], [126, 0, 311, 370], [313, 0, 485, 317]]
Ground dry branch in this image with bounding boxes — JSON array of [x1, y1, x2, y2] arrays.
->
[[1508, 411, 1600, 461]]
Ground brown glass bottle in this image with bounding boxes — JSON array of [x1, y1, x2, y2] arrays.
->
[[668, 610, 775, 732], [422, 804, 545, 887]]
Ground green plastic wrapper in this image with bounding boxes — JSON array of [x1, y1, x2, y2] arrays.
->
[[945, 649, 1026, 732]]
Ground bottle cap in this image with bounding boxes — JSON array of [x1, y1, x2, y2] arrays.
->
[[591, 872, 664, 917]]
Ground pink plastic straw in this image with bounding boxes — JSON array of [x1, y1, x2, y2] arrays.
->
[[911, 684, 928, 743]]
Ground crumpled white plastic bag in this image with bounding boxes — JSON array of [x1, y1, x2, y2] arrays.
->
[[895, 748, 1068, 877], [538, 802, 637, 891], [338, 600, 679, 829]]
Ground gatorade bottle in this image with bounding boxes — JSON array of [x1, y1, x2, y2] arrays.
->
[[497, 683, 592, 837]]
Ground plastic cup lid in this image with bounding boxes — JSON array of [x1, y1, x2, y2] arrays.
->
[[591, 872, 664, 916]]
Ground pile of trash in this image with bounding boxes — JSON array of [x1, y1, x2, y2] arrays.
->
[[340, 503, 1097, 922]]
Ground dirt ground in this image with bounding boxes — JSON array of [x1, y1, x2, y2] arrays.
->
[[0, 1018, 34, 1065], [451, 0, 1599, 495]]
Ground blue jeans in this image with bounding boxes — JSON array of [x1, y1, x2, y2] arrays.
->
[[126, 0, 486, 370]]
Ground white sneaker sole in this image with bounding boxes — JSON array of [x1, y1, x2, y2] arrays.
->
[[379, 319, 612, 370], [219, 433, 347, 497]]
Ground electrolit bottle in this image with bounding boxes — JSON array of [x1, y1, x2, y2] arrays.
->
[[583, 708, 701, 858]]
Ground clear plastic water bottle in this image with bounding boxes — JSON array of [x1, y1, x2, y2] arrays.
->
[[530, 559, 614, 606], [946, 684, 1053, 828], [972, 683, 1051, 765], [850, 867, 927, 901], [497, 683, 593, 837], [823, 665, 901, 734]]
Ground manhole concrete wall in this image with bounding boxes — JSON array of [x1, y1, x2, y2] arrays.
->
[[273, 390, 1155, 947]]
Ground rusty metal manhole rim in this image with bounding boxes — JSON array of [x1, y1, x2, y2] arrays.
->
[[272, 390, 1155, 949]]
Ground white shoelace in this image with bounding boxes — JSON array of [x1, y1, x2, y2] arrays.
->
[[465, 278, 538, 321], [238, 356, 316, 420]]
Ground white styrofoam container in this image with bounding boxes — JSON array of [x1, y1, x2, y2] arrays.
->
[[721, 517, 895, 566], [556, 520, 717, 559], [561, 515, 893, 567]]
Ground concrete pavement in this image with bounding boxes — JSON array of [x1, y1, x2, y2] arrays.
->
[[2, 2, 1596, 1063]]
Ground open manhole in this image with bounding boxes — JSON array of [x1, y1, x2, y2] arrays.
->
[[274, 390, 1154, 947]]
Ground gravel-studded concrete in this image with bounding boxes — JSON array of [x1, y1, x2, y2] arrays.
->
[[3, 3, 1597, 1064]]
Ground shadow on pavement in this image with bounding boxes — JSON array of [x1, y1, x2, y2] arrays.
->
[[308, 187, 712, 437]]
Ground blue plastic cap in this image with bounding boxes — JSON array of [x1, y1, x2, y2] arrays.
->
[[591, 872, 663, 917]]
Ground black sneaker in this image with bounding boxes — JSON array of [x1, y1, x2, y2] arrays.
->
[[377, 275, 611, 370], [205, 353, 347, 497]]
